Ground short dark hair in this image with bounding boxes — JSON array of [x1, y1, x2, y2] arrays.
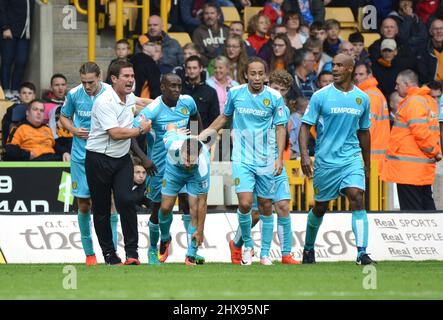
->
[[349, 31, 364, 44], [427, 80, 442, 91], [185, 55, 203, 68], [108, 59, 134, 78], [132, 156, 143, 167], [27, 99, 45, 111], [51, 73, 67, 86], [116, 38, 130, 47], [355, 62, 372, 75], [310, 21, 326, 32], [79, 62, 101, 77], [246, 56, 268, 73], [19, 82, 36, 93], [318, 70, 333, 80], [325, 19, 340, 30], [283, 10, 302, 25]]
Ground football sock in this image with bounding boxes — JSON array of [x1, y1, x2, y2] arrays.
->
[[233, 226, 243, 248], [304, 209, 323, 251], [352, 210, 368, 256], [186, 223, 198, 258], [148, 220, 160, 249], [277, 216, 292, 256], [237, 209, 253, 248], [260, 214, 274, 258], [182, 214, 191, 246], [78, 210, 94, 256], [159, 208, 173, 242], [110, 212, 119, 250]]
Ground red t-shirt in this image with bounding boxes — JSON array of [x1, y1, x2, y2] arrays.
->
[[247, 34, 269, 54]]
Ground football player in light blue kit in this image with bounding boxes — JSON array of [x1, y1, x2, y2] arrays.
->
[[132, 73, 202, 265], [230, 70, 300, 265], [200, 57, 287, 265], [299, 54, 375, 265], [157, 124, 210, 265], [60, 62, 119, 266]]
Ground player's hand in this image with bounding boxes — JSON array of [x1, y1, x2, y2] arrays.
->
[[74, 127, 89, 139], [3, 29, 12, 39], [300, 153, 313, 178], [62, 152, 71, 162], [143, 159, 157, 176], [435, 153, 442, 162], [176, 128, 191, 136], [274, 158, 283, 176], [139, 119, 152, 134], [192, 230, 204, 247]]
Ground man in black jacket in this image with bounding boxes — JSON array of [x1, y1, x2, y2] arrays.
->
[[416, 18, 443, 84], [182, 56, 219, 130]]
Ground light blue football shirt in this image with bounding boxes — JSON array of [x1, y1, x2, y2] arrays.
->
[[223, 84, 287, 166], [302, 83, 371, 168], [163, 130, 210, 177], [268, 106, 290, 160], [439, 95, 443, 122], [61, 82, 110, 162], [133, 95, 197, 175]]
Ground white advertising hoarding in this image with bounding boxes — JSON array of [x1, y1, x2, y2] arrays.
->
[[0, 213, 442, 263]]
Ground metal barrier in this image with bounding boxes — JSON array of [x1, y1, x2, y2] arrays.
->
[[73, 0, 95, 61], [285, 160, 387, 211]]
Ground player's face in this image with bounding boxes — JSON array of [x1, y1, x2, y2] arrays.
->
[[115, 44, 129, 59], [185, 61, 202, 81], [246, 61, 266, 93], [19, 87, 35, 104], [162, 76, 182, 102], [81, 72, 101, 96], [26, 102, 45, 126], [332, 55, 353, 85], [51, 77, 67, 100], [133, 165, 147, 185], [270, 82, 289, 97], [112, 67, 135, 96], [353, 65, 369, 85]]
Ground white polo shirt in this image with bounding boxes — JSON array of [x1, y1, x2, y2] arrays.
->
[[86, 87, 136, 158]]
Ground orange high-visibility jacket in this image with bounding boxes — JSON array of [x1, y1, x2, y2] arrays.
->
[[381, 86, 441, 185], [358, 77, 390, 162]]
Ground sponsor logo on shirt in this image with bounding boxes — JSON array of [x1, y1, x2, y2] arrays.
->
[[77, 110, 91, 117], [236, 107, 267, 116], [330, 107, 362, 115]]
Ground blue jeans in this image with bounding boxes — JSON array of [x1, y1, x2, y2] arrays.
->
[[1, 38, 30, 91]]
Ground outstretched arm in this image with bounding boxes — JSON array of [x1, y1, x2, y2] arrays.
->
[[299, 123, 313, 177]]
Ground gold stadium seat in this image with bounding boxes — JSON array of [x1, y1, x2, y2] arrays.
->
[[325, 7, 359, 29], [361, 32, 380, 48], [221, 6, 241, 26], [339, 28, 356, 42], [243, 6, 263, 31], [168, 32, 192, 47], [285, 160, 305, 211]]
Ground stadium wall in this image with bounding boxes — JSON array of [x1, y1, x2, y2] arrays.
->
[[0, 212, 442, 264]]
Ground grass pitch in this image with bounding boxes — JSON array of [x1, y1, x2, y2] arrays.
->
[[1, 261, 442, 300]]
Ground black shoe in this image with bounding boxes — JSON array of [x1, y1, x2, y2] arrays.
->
[[104, 252, 122, 265], [356, 253, 376, 265], [302, 249, 316, 264]]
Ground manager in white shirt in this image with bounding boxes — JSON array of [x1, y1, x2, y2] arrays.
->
[[85, 60, 151, 265]]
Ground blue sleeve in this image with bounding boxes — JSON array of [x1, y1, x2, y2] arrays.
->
[[60, 92, 74, 118], [272, 95, 288, 126], [223, 89, 235, 117], [189, 97, 198, 116], [163, 130, 179, 150], [302, 92, 321, 125], [359, 95, 371, 130], [133, 106, 155, 128]]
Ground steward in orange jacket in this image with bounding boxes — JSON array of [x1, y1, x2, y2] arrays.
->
[[357, 77, 390, 163], [381, 73, 442, 210]]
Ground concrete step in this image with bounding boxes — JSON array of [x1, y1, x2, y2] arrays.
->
[[53, 32, 101, 48], [54, 46, 115, 61]]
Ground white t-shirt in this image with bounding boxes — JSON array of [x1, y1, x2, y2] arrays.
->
[[86, 88, 136, 158]]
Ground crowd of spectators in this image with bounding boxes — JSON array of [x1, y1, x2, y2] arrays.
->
[[1, 0, 443, 164]]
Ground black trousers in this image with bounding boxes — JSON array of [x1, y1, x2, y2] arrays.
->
[[397, 184, 436, 211], [85, 150, 138, 258]]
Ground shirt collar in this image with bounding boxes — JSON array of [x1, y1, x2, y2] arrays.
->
[[111, 88, 127, 106]]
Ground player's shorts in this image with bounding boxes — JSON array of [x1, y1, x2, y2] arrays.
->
[[147, 175, 163, 203], [161, 165, 210, 198], [252, 166, 290, 210], [71, 160, 90, 198], [232, 162, 275, 199], [313, 160, 365, 202]]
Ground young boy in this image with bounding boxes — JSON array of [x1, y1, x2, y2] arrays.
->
[[106, 39, 131, 84], [132, 157, 150, 214], [349, 31, 370, 65], [323, 19, 342, 57]]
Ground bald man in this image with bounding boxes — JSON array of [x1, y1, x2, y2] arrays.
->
[[338, 41, 357, 61], [138, 15, 184, 73], [299, 54, 374, 265], [132, 73, 203, 265], [417, 19, 443, 84]]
